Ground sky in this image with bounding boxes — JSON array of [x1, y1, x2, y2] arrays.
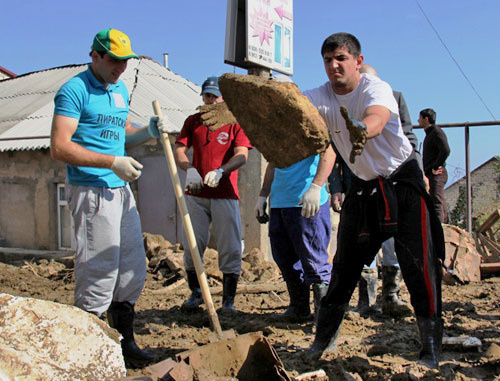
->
[[2, 0, 499, 187]]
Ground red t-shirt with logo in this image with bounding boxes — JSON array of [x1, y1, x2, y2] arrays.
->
[[176, 113, 252, 199]]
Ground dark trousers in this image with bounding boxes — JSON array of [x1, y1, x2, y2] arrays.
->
[[429, 168, 448, 223], [323, 181, 442, 318], [269, 202, 332, 285]]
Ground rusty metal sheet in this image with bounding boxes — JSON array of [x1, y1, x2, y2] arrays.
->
[[170, 332, 291, 381]]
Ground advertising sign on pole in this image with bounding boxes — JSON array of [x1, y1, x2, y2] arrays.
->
[[225, 0, 293, 75]]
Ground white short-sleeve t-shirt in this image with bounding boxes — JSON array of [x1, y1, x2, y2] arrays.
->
[[305, 74, 412, 181]]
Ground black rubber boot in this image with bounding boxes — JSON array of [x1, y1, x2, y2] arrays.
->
[[182, 270, 203, 310], [278, 280, 311, 322], [381, 266, 412, 317], [357, 268, 378, 316], [107, 301, 156, 365], [221, 273, 239, 312], [417, 316, 443, 369], [307, 303, 348, 359], [312, 283, 329, 326]]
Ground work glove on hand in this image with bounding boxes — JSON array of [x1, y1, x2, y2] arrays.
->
[[299, 183, 322, 218], [340, 105, 368, 164], [255, 196, 269, 224], [148, 116, 171, 138], [111, 156, 143, 182], [204, 168, 224, 188], [198, 102, 238, 131], [185, 167, 203, 194]]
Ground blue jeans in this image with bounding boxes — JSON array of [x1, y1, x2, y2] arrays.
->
[[269, 202, 332, 285]]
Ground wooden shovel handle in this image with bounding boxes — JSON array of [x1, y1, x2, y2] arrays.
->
[[152, 100, 223, 339]]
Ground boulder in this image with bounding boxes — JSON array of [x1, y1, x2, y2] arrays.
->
[[442, 224, 482, 283], [0, 293, 126, 380], [218, 73, 331, 168]]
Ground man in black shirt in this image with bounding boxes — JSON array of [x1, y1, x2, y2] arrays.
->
[[419, 108, 451, 223]]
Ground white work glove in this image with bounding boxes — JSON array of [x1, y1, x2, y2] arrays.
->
[[299, 183, 322, 218], [204, 168, 224, 188], [185, 167, 203, 194], [255, 196, 269, 224], [148, 116, 171, 138], [111, 156, 143, 182]]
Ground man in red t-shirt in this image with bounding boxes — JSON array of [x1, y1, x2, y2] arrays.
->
[[174, 76, 252, 312]]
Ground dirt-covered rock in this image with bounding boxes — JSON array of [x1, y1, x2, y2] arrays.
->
[[218, 73, 331, 168]]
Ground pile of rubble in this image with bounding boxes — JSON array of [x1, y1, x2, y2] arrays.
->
[[143, 233, 281, 288], [442, 209, 500, 284]]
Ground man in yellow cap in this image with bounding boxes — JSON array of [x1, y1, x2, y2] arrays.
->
[[50, 28, 165, 365]]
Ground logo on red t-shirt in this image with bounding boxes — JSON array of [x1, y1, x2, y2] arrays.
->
[[216, 132, 229, 145]]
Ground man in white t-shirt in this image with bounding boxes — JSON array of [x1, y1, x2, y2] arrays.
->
[[304, 32, 445, 369]]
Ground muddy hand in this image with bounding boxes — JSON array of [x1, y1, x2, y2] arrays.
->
[[340, 105, 367, 164], [198, 102, 238, 131]]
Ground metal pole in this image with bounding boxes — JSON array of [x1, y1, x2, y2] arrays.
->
[[464, 124, 472, 232], [247, 67, 271, 78]]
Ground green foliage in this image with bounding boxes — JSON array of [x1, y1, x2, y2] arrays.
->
[[494, 156, 500, 194], [449, 185, 467, 229]]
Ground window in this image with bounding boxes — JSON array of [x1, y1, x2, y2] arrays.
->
[[57, 183, 75, 250]]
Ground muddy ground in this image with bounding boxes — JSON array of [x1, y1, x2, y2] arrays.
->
[[0, 250, 499, 381]]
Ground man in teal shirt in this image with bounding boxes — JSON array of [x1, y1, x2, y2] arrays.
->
[[51, 28, 164, 365]]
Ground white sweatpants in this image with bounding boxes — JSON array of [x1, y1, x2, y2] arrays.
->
[[183, 196, 242, 275], [66, 183, 146, 316]]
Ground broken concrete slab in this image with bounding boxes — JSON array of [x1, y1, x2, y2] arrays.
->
[[0, 293, 125, 380], [443, 336, 482, 351], [218, 73, 331, 168], [294, 369, 328, 381], [442, 224, 482, 283]]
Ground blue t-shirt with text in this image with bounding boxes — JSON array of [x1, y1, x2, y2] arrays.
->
[[54, 67, 129, 187]]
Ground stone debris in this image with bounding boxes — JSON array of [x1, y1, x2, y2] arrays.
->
[[442, 336, 482, 351], [144, 233, 184, 281], [442, 224, 483, 283], [0, 293, 126, 380], [218, 73, 331, 168]]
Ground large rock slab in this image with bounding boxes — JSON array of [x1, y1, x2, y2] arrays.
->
[[0, 293, 126, 380], [218, 73, 330, 168], [442, 224, 482, 283]]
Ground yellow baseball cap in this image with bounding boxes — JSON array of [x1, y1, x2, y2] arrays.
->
[[91, 28, 138, 60]]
